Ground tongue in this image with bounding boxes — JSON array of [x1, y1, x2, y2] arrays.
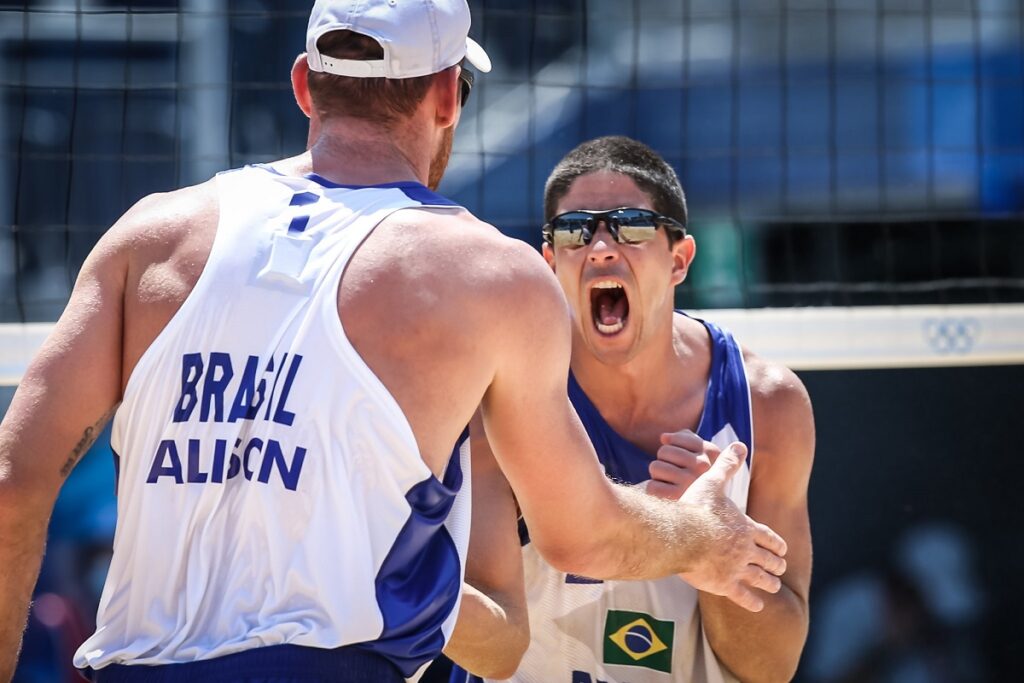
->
[[595, 290, 628, 325]]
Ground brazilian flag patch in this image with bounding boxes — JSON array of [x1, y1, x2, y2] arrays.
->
[[602, 609, 674, 674]]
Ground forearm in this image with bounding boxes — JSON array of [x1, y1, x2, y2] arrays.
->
[[698, 584, 809, 683], [553, 481, 712, 581], [443, 583, 529, 680], [0, 490, 51, 683]]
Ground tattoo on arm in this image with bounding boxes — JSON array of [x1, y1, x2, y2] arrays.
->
[[59, 406, 118, 478]]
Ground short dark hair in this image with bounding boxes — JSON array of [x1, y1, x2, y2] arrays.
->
[[307, 30, 434, 125], [543, 136, 688, 234]]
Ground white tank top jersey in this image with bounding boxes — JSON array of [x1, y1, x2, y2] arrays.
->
[[73, 165, 473, 681], [454, 317, 753, 683]]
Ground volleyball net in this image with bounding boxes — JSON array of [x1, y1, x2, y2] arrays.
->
[[1, 0, 1023, 383]]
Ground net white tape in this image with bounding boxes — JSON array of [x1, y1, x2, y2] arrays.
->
[[2, 304, 1022, 387]]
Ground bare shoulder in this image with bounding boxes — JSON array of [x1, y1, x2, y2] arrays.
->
[[381, 208, 568, 323], [742, 349, 813, 428], [392, 209, 554, 280], [103, 180, 219, 256], [100, 181, 221, 317], [742, 348, 815, 489]]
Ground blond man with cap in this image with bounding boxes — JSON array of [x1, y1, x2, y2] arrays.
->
[[0, 2, 788, 682]]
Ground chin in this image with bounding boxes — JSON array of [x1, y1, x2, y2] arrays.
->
[[583, 328, 640, 366]]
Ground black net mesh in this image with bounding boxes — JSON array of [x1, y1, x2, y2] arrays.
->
[[2, 0, 1023, 322]]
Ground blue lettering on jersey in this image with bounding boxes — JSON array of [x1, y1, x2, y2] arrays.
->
[[153, 352, 309, 491], [187, 439, 208, 483], [259, 440, 306, 491], [272, 354, 302, 426], [210, 438, 227, 483], [147, 440, 184, 484], [173, 353, 203, 422], [571, 672, 610, 683], [172, 352, 301, 426], [228, 355, 266, 422], [243, 438, 260, 480], [200, 352, 234, 422], [227, 438, 243, 480], [146, 436, 307, 491]]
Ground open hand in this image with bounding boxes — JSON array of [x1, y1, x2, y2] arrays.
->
[[677, 442, 788, 612]]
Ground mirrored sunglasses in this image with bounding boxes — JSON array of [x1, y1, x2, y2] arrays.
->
[[542, 207, 686, 249]]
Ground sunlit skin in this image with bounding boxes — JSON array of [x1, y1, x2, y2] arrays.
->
[[540, 170, 814, 683], [543, 170, 697, 379]]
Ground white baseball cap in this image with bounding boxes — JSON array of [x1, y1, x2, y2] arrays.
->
[[306, 0, 492, 79]]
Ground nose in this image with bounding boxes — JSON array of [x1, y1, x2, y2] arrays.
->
[[587, 224, 620, 265]]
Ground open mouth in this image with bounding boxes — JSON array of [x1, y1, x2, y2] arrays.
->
[[589, 280, 629, 335]]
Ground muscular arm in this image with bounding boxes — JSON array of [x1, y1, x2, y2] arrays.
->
[[477, 243, 786, 610], [698, 360, 815, 683], [0, 229, 127, 681], [443, 412, 528, 679]]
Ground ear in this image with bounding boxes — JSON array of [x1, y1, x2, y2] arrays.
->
[[542, 243, 556, 273], [670, 235, 696, 286], [291, 53, 313, 119], [432, 66, 461, 128]]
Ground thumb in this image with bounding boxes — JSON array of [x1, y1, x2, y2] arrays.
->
[[706, 442, 745, 481]]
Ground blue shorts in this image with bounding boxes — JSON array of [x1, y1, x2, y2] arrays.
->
[[84, 644, 403, 683]]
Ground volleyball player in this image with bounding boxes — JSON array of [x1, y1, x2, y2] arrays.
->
[[456, 137, 815, 683], [0, 4, 788, 682]]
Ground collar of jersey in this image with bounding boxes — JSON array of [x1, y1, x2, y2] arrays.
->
[[304, 172, 433, 191], [253, 163, 433, 191]]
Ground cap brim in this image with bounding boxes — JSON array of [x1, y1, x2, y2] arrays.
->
[[465, 37, 491, 74]]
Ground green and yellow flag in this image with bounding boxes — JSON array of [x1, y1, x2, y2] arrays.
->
[[603, 610, 675, 674]]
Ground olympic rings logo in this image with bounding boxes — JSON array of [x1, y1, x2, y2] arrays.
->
[[923, 317, 981, 355]]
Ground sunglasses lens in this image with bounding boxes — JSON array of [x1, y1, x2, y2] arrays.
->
[[550, 214, 593, 248], [552, 229, 586, 248], [615, 225, 659, 244], [610, 209, 660, 244]]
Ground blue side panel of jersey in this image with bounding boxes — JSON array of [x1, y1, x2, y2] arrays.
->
[[567, 373, 651, 485], [360, 428, 469, 677], [691, 316, 754, 463]]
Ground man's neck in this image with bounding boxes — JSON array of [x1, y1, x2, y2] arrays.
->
[[282, 117, 431, 186], [570, 312, 712, 436]]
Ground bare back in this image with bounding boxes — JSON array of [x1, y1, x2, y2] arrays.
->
[[119, 181, 221, 397], [338, 208, 525, 475], [55, 164, 537, 673]]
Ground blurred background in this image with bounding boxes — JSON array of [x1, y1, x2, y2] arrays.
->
[[1, 0, 1022, 681]]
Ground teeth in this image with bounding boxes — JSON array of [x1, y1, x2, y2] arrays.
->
[[596, 321, 625, 334], [592, 280, 623, 290]]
